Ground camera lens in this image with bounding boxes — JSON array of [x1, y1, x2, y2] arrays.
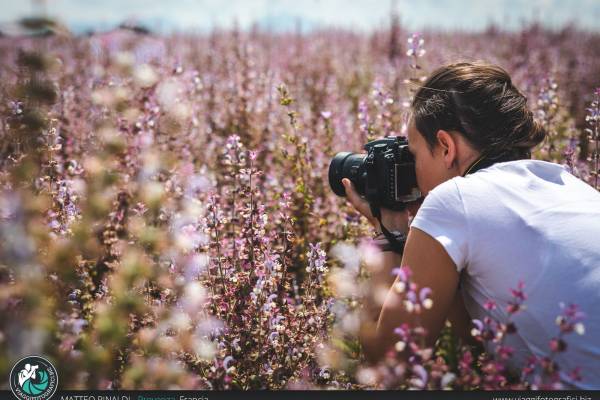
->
[[328, 152, 366, 197]]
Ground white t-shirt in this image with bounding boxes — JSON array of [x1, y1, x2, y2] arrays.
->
[[409, 159, 600, 389]]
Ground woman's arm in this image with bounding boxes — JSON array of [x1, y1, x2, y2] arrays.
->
[[446, 286, 480, 348], [359, 226, 460, 364], [340, 178, 461, 364]]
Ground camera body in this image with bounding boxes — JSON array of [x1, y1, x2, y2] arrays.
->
[[328, 136, 421, 211]]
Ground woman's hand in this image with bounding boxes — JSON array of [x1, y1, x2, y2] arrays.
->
[[341, 178, 422, 234]]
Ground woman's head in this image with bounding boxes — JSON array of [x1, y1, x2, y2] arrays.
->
[[406, 61, 547, 195]]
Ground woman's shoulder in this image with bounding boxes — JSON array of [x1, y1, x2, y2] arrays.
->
[[484, 158, 566, 173], [425, 160, 549, 194], [424, 177, 462, 204], [423, 158, 595, 211], [417, 178, 465, 219], [445, 159, 600, 217], [466, 159, 567, 180], [422, 159, 581, 213], [455, 159, 573, 192]]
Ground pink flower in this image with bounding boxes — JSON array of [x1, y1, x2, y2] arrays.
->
[[223, 355, 235, 370], [418, 287, 431, 303], [484, 300, 497, 310], [509, 281, 527, 301], [391, 266, 412, 281], [506, 302, 522, 315], [568, 367, 582, 382], [496, 345, 514, 360], [549, 338, 567, 352]]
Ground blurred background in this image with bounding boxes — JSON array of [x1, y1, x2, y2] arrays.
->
[[1, 0, 599, 35], [1, 0, 599, 392]]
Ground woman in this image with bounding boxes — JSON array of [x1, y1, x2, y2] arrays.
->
[[342, 62, 600, 389]]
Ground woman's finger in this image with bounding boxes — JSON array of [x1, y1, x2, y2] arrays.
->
[[342, 178, 374, 221], [342, 178, 411, 232]]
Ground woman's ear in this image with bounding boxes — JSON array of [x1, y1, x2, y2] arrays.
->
[[436, 130, 458, 169]]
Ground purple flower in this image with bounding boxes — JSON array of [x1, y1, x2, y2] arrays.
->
[[391, 266, 411, 281], [471, 319, 484, 332], [484, 300, 497, 311], [268, 332, 279, 343], [307, 242, 327, 274], [223, 355, 235, 370], [394, 324, 409, 339], [509, 281, 527, 301], [549, 338, 567, 352], [411, 364, 428, 388], [262, 293, 278, 312], [418, 287, 431, 303], [406, 33, 426, 58], [569, 367, 583, 382], [357, 100, 370, 137], [496, 345, 515, 360]]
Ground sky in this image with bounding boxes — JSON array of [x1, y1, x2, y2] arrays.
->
[[1, 0, 599, 34]]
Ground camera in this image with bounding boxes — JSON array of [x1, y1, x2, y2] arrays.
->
[[328, 136, 421, 211]]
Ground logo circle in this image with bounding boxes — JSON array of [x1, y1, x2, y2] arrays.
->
[[9, 355, 58, 400]]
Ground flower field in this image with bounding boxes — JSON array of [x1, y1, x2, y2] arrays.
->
[[0, 18, 599, 390]]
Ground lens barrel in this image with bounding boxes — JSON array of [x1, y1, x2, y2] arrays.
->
[[328, 152, 366, 197]]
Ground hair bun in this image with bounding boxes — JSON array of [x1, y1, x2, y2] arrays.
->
[[529, 119, 548, 147], [512, 114, 548, 150], [411, 62, 549, 159]]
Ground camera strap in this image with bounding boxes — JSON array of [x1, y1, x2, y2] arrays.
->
[[462, 149, 531, 177], [369, 203, 407, 254]]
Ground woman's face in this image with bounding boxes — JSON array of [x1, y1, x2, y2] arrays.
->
[[406, 120, 456, 196]]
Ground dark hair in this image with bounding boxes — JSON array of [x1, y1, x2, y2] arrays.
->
[[410, 62, 547, 159]]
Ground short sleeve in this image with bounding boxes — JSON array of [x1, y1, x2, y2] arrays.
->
[[409, 179, 469, 273]]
